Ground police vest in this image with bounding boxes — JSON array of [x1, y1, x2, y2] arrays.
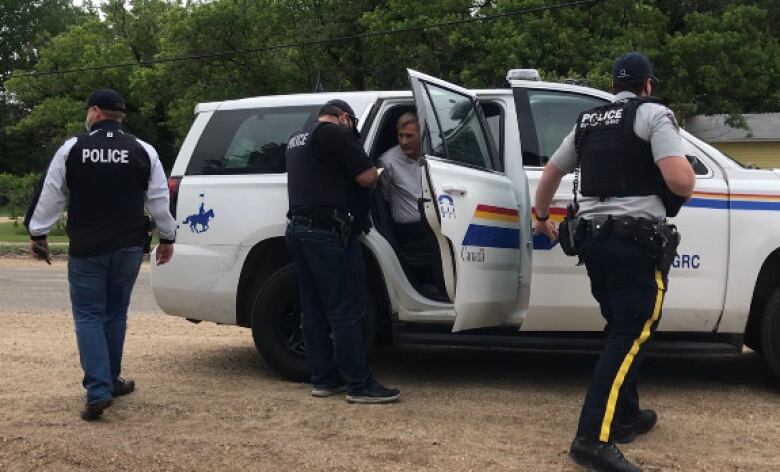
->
[[286, 121, 370, 230], [574, 97, 684, 217], [65, 123, 151, 257]]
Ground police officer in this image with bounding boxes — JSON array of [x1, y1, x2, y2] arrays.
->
[[25, 88, 177, 421], [534, 53, 695, 471], [285, 99, 400, 404]]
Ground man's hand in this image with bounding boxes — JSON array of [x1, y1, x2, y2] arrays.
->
[[30, 239, 51, 265], [155, 243, 174, 265], [533, 219, 559, 242]]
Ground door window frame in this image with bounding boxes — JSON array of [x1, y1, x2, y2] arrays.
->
[[419, 81, 503, 173]]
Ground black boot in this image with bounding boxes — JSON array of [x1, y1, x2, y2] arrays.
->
[[112, 377, 135, 397], [80, 399, 113, 421], [570, 437, 642, 472], [614, 409, 658, 444]]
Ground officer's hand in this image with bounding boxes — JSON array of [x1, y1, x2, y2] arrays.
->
[[533, 219, 558, 242], [30, 239, 52, 264], [156, 243, 174, 265]]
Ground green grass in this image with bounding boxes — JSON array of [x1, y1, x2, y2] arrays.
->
[[0, 221, 69, 243], [0, 207, 10, 217], [0, 242, 70, 255]]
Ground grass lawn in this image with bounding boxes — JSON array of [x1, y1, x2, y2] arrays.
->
[[0, 221, 69, 243], [0, 221, 160, 245]]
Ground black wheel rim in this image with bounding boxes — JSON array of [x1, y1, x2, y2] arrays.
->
[[274, 298, 306, 358]]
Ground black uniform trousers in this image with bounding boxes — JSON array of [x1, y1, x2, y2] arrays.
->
[[575, 233, 668, 443]]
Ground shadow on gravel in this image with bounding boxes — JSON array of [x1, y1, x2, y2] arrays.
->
[[179, 340, 779, 393], [369, 346, 780, 392]]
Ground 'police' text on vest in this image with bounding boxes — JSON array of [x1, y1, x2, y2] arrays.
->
[[579, 109, 624, 129], [82, 148, 130, 164]]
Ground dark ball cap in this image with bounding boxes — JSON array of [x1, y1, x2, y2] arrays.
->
[[324, 98, 356, 118], [612, 52, 659, 84], [84, 88, 126, 111]]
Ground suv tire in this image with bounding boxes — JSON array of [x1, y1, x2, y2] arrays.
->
[[250, 263, 377, 382], [761, 286, 780, 379]]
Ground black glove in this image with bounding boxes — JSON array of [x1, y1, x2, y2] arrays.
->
[[31, 239, 51, 265]]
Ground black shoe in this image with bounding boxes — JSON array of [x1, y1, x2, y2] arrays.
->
[[569, 437, 642, 472], [80, 399, 113, 421], [112, 377, 135, 397], [614, 409, 658, 444], [345, 382, 400, 404], [311, 385, 347, 398]]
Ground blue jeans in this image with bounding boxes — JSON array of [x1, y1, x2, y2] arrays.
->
[[285, 223, 373, 394], [68, 246, 144, 404]]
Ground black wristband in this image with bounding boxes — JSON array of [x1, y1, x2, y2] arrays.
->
[[30, 234, 47, 241], [159, 238, 175, 244], [536, 213, 550, 222]]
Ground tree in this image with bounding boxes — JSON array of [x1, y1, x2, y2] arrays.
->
[[0, 0, 89, 174]]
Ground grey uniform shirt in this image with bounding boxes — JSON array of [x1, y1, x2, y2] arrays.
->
[[376, 144, 422, 224], [548, 91, 686, 221]]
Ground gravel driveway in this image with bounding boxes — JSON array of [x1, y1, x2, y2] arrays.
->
[[1, 259, 779, 471]]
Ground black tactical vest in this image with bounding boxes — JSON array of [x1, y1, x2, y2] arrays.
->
[[574, 97, 684, 217], [286, 121, 370, 230], [65, 122, 151, 256]]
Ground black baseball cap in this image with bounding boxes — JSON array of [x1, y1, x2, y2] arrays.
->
[[612, 52, 659, 84], [324, 99, 357, 120], [84, 88, 126, 111]]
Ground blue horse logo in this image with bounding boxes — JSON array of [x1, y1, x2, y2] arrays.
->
[[183, 202, 215, 233]]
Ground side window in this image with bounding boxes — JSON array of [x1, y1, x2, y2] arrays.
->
[[422, 82, 495, 170], [683, 139, 714, 176], [525, 90, 606, 166], [186, 106, 319, 175], [480, 102, 505, 168]]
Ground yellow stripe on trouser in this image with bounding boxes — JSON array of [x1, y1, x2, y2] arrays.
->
[[599, 269, 666, 443]]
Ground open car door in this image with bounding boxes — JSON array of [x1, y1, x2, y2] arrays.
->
[[408, 69, 532, 332]]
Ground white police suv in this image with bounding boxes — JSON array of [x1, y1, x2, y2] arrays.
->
[[151, 69, 780, 382]]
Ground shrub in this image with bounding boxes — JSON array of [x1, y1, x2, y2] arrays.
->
[[0, 173, 42, 222]]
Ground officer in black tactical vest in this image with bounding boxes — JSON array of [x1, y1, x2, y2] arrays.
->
[[285, 99, 400, 404], [25, 88, 177, 421], [534, 53, 695, 471]]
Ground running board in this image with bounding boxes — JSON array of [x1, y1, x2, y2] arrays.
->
[[395, 327, 742, 355]]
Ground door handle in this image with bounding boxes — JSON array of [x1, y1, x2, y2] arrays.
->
[[441, 185, 468, 196]]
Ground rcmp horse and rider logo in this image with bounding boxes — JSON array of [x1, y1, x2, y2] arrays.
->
[[183, 194, 215, 233]]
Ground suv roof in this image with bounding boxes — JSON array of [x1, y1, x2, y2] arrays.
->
[[193, 80, 616, 114]]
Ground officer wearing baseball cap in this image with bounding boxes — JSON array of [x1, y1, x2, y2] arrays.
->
[[285, 98, 400, 404], [25, 87, 177, 421], [534, 53, 695, 471]]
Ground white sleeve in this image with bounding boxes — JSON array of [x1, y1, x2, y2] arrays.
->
[[26, 137, 76, 237], [635, 104, 685, 162], [138, 139, 178, 242], [548, 125, 578, 173]]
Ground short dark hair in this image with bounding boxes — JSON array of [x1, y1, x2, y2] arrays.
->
[[318, 104, 344, 117], [612, 79, 646, 95]]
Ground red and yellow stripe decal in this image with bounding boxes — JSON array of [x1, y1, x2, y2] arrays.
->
[[688, 191, 780, 210], [474, 204, 520, 223]]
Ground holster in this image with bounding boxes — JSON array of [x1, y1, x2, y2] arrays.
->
[[332, 209, 355, 248], [559, 203, 586, 256], [654, 223, 681, 274]]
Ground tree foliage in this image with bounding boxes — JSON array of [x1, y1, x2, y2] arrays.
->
[[1, 0, 778, 176]]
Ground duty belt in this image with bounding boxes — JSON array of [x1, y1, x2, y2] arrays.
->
[[289, 215, 338, 232], [577, 215, 680, 273]]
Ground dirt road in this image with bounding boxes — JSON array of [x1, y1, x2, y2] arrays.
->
[[1, 259, 779, 471]]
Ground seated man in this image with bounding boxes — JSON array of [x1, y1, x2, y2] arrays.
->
[[376, 111, 425, 246]]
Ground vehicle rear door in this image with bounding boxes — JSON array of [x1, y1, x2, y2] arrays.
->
[[408, 69, 531, 332]]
